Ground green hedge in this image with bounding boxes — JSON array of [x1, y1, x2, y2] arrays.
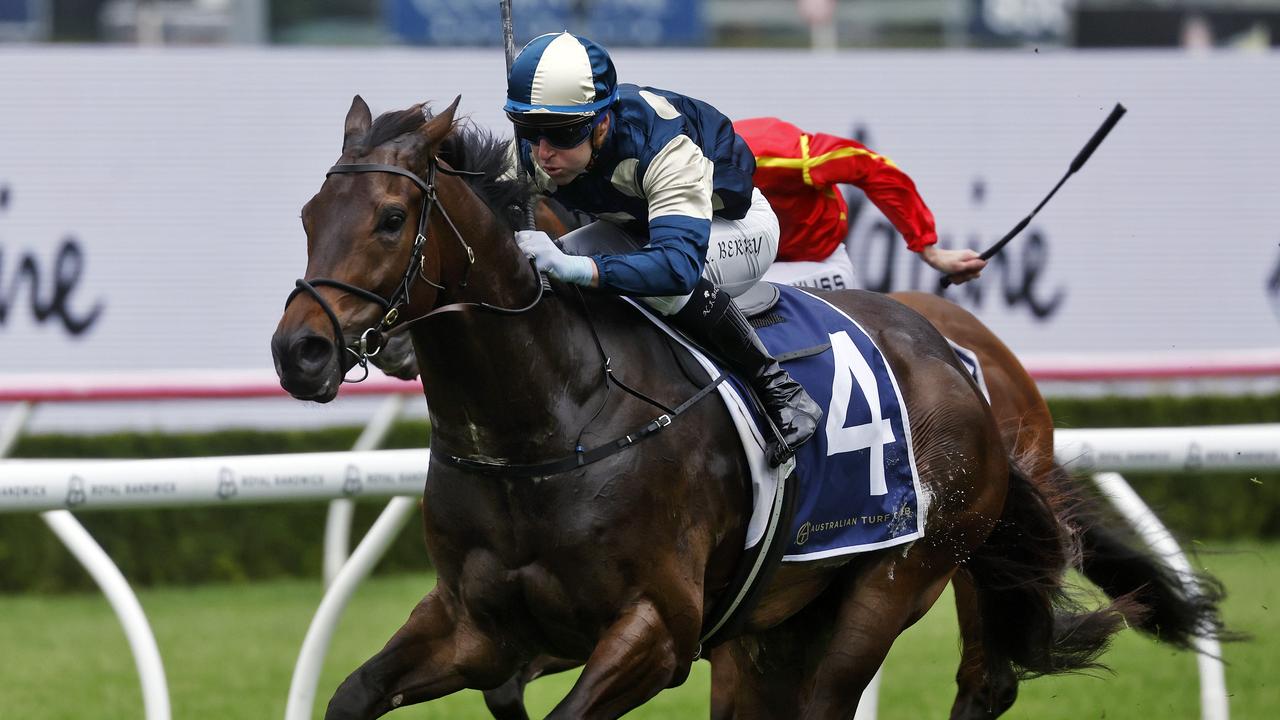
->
[[1049, 393, 1280, 541], [2, 394, 1277, 594], [1048, 393, 1280, 430]]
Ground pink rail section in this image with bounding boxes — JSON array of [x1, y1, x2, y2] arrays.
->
[[0, 370, 420, 402], [2, 349, 1278, 403], [1022, 348, 1280, 381]]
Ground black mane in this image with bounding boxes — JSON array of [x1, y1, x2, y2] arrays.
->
[[360, 105, 428, 150], [437, 122, 531, 230], [354, 105, 530, 230]]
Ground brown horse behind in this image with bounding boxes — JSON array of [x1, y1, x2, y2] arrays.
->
[[271, 97, 1127, 719], [893, 292, 1228, 717]]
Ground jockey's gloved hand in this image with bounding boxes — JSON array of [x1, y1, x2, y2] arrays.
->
[[516, 230, 596, 286]]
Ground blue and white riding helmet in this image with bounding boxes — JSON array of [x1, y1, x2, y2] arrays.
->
[[504, 32, 618, 149]]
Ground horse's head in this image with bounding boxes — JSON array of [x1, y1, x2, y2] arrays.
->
[[361, 196, 582, 384], [271, 95, 463, 401], [368, 331, 421, 380]]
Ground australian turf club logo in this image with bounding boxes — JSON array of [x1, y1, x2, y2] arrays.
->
[[343, 464, 364, 497], [1184, 442, 1204, 472], [795, 521, 811, 546], [216, 467, 238, 500], [64, 476, 86, 508]]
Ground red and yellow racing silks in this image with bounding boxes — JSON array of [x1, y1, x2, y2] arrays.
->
[[735, 117, 938, 263]]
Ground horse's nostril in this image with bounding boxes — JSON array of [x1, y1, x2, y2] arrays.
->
[[294, 335, 335, 371]]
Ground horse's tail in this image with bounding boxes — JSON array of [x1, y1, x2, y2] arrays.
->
[[965, 461, 1134, 679], [1070, 470, 1235, 649]]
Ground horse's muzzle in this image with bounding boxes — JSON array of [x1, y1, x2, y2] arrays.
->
[[271, 328, 341, 401]]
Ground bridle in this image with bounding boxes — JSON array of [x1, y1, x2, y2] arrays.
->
[[283, 157, 545, 382], [279, 122, 775, 656], [281, 151, 725, 488]]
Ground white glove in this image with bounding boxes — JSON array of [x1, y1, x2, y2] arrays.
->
[[516, 230, 596, 286]]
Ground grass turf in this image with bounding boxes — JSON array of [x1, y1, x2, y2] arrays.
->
[[0, 541, 1275, 719]]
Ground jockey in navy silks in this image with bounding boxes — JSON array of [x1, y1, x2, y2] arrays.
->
[[505, 31, 821, 466]]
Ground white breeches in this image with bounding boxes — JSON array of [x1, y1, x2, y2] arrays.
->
[[560, 188, 780, 316], [761, 242, 856, 292]]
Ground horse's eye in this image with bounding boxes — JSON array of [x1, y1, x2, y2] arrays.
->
[[380, 213, 406, 233]]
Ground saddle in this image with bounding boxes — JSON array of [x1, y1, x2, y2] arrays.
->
[[733, 278, 782, 319], [627, 282, 930, 648]]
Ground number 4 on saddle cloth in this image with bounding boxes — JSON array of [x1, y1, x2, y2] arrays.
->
[[630, 284, 989, 562]]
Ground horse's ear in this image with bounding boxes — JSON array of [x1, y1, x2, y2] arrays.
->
[[420, 95, 462, 149], [343, 95, 372, 151]]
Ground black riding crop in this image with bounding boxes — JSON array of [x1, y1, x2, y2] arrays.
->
[[940, 103, 1127, 289], [500, 0, 540, 231]]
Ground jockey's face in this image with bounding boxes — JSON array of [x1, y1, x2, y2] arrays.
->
[[533, 114, 610, 186]]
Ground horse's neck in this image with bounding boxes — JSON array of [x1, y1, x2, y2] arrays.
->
[[414, 179, 602, 460], [413, 294, 601, 462], [433, 179, 533, 311]]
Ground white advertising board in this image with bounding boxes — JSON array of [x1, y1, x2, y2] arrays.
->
[[0, 48, 1276, 424]]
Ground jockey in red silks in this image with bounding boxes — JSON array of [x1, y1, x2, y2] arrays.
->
[[734, 117, 985, 289], [505, 33, 821, 465]]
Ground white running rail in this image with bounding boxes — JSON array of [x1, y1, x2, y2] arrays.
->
[[2, 372, 1276, 719], [1091, 471, 1228, 720]]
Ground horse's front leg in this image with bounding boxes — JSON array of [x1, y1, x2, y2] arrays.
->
[[482, 655, 582, 720], [546, 595, 700, 719], [481, 675, 532, 720], [325, 588, 514, 720]]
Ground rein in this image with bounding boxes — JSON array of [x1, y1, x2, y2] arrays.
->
[[283, 158, 546, 381], [282, 153, 725, 477], [435, 372, 727, 478]]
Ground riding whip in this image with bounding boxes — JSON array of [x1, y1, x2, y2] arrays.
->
[[500, 0, 540, 231], [940, 103, 1127, 289]]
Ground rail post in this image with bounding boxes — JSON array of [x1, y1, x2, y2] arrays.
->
[[322, 393, 408, 586]]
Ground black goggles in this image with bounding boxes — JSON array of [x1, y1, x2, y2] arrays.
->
[[508, 112, 603, 150]]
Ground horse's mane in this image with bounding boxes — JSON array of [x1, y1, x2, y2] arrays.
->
[[437, 121, 530, 230], [353, 104, 530, 230]]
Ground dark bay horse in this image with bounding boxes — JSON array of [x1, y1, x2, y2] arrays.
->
[[271, 96, 1127, 719], [439, 291, 1228, 720]]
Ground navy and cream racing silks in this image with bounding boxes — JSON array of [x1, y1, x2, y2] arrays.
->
[[510, 85, 758, 297], [504, 31, 617, 116]]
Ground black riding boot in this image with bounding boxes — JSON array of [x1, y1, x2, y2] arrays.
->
[[669, 279, 823, 466]]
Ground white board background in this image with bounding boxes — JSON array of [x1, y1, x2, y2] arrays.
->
[[0, 48, 1276, 430]]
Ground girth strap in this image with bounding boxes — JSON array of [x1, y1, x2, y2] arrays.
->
[[435, 373, 728, 478], [698, 460, 797, 650]]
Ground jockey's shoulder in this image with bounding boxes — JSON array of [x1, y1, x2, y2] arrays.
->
[[613, 86, 687, 130], [612, 85, 739, 157], [606, 87, 691, 160]]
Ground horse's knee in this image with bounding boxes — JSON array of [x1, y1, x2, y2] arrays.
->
[[709, 639, 797, 720], [547, 598, 693, 719], [326, 591, 515, 717], [990, 672, 1018, 716], [482, 675, 531, 720], [949, 667, 1018, 720], [325, 667, 387, 720]]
